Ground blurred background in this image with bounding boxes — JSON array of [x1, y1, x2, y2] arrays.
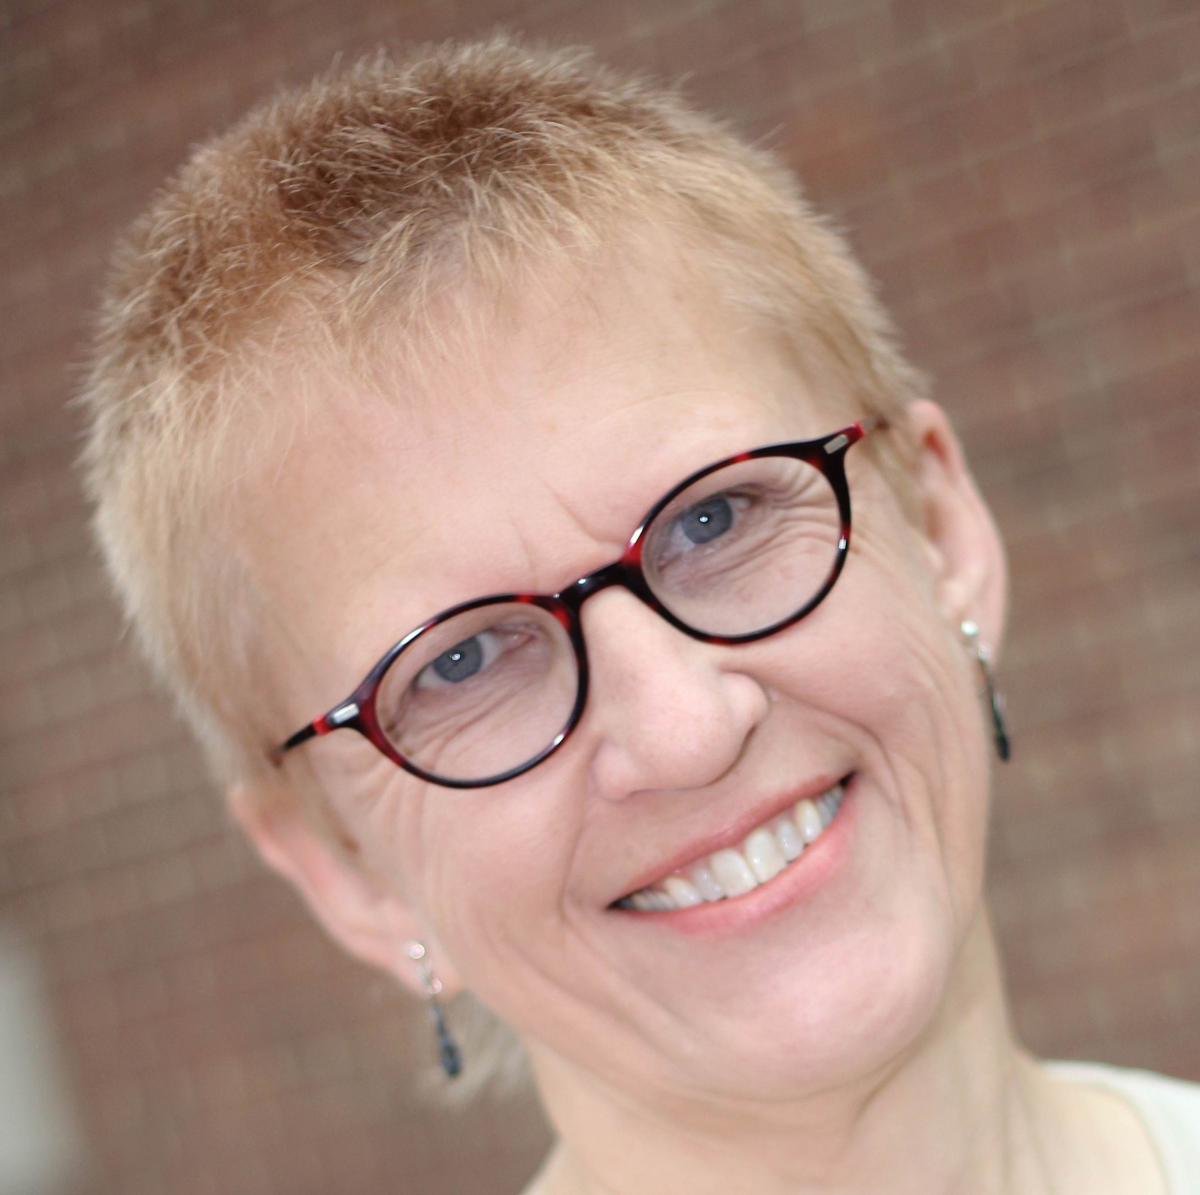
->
[[1, 0, 1198, 1192]]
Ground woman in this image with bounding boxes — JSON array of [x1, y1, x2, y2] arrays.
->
[[81, 37, 1198, 1194]]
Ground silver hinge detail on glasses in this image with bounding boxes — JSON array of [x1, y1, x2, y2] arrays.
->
[[824, 433, 850, 454], [329, 703, 360, 726]]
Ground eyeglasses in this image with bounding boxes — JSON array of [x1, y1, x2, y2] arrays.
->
[[276, 417, 884, 788]]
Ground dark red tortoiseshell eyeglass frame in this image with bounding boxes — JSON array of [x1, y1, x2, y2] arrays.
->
[[275, 417, 886, 788]]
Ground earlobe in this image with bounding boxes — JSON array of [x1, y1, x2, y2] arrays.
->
[[226, 780, 462, 998], [906, 401, 1008, 650]]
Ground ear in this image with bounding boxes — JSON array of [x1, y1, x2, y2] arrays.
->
[[906, 401, 1008, 653], [227, 780, 463, 998]]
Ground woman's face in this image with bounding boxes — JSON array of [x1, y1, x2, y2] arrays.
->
[[247, 252, 1003, 1105]]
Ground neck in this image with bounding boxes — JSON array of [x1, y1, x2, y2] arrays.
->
[[525, 905, 1064, 1195]]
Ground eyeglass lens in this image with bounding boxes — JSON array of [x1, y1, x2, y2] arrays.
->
[[375, 454, 842, 783]]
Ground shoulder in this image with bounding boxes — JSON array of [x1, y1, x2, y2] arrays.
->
[[1042, 1058, 1200, 1193]]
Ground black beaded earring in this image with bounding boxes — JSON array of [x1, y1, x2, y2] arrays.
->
[[408, 942, 463, 1078]]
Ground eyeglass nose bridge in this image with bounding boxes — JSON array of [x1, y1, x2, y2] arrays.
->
[[557, 551, 699, 650], [559, 559, 643, 614], [556, 545, 774, 661]]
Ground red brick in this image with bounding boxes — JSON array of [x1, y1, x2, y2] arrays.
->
[[1102, 354, 1196, 430], [651, 4, 750, 78], [805, 134, 895, 202], [938, 346, 1036, 422], [773, 16, 863, 89], [0, 677, 50, 739], [1024, 224, 1187, 327], [908, 161, 1007, 238], [801, 0, 890, 35], [910, 281, 1036, 359], [1031, 51, 1110, 131], [1151, 77, 1200, 152], [874, 42, 978, 127], [1099, 23, 1185, 102], [953, 205, 1062, 281], [956, 82, 1038, 155], [978, 137, 1064, 215], [101, 789, 223, 867], [1124, 0, 1200, 31], [1046, 104, 1159, 191], [868, 252, 917, 309], [886, 107, 968, 176], [838, 186, 920, 262], [963, 15, 1026, 93], [85, 865, 145, 923], [3, 817, 110, 886], [1108, 285, 1200, 372], [1010, 0, 1129, 74]]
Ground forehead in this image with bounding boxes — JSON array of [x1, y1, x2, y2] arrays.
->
[[243, 250, 847, 702]]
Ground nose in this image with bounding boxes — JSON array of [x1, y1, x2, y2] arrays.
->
[[578, 587, 769, 800]]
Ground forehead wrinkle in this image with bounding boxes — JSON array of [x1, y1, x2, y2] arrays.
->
[[338, 465, 594, 670], [545, 387, 786, 507], [336, 519, 441, 642], [528, 471, 628, 587], [512, 395, 716, 574], [505, 502, 553, 596]]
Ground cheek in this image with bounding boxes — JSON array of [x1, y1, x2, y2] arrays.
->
[[348, 767, 588, 977], [757, 531, 992, 919]]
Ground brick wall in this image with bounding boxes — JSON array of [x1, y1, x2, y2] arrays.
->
[[1, 2, 1197, 1192]]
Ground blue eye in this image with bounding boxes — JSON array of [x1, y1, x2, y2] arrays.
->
[[433, 638, 482, 682], [680, 495, 733, 544], [418, 632, 505, 689]]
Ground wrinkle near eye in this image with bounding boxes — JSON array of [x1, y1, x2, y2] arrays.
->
[[532, 470, 632, 574]]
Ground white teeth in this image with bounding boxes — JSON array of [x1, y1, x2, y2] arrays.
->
[[816, 782, 844, 828], [622, 781, 848, 912], [687, 861, 725, 902], [708, 849, 758, 897], [795, 799, 823, 844], [743, 827, 787, 883], [662, 875, 703, 908], [772, 814, 804, 861]]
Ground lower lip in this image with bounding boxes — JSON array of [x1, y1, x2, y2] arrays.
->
[[612, 774, 860, 936]]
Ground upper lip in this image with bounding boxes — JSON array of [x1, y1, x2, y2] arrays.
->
[[611, 771, 849, 903]]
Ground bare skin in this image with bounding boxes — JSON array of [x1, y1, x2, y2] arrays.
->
[[524, 908, 1166, 1195]]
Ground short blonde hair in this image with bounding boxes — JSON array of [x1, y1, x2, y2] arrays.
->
[[80, 36, 927, 784]]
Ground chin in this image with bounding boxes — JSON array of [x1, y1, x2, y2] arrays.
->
[[678, 896, 961, 1102]]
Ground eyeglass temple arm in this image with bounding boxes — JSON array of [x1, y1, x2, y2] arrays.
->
[[277, 723, 318, 757], [856, 413, 889, 437], [825, 414, 887, 454], [274, 700, 361, 763]]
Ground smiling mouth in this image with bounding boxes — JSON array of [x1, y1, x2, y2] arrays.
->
[[614, 776, 851, 912]]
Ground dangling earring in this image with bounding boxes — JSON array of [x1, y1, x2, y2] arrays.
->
[[961, 620, 1011, 762], [408, 942, 463, 1078]]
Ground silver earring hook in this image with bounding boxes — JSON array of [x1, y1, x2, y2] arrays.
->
[[961, 620, 1011, 762]]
